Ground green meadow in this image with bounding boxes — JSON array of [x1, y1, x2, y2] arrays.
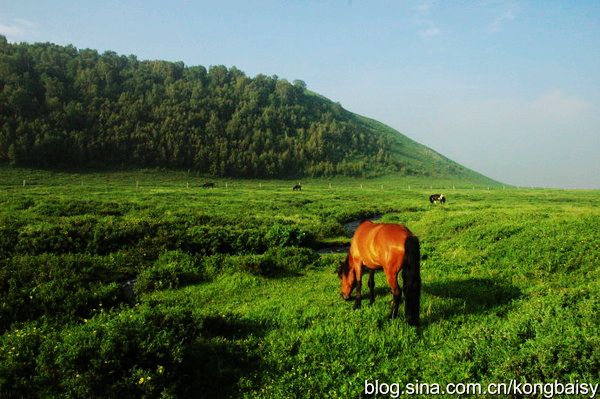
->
[[1, 167, 598, 398]]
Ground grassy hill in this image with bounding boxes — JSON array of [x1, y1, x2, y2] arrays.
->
[[353, 114, 500, 185], [0, 36, 500, 185]]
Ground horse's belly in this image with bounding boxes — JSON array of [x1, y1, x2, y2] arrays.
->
[[362, 259, 383, 269]]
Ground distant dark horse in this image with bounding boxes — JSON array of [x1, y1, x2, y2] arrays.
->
[[201, 182, 215, 188], [429, 193, 446, 204], [338, 220, 421, 325], [292, 184, 302, 191]]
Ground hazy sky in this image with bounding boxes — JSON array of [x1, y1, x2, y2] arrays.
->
[[1, 1, 599, 188]]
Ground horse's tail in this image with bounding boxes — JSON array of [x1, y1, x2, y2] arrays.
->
[[402, 235, 421, 326]]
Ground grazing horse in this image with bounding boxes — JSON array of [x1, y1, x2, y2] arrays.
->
[[293, 183, 302, 191], [338, 220, 421, 325], [429, 193, 446, 204], [201, 182, 215, 188]]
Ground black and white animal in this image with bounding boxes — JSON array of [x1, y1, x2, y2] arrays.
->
[[293, 184, 302, 191], [429, 193, 446, 204], [201, 182, 215, 188]]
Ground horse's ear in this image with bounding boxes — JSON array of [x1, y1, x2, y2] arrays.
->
[[336, 254, 349, 277], [335, 260, 343, 276]]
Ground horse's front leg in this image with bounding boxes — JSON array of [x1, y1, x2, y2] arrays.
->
[[353, 268, 363, 310], [368, 269, 375, 305]]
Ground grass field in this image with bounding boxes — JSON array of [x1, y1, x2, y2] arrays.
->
[[1, 167, 599, 398]]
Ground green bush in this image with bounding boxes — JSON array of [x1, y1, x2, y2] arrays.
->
[[134, 250, 203, 294], [184, 225, 268, 255], [314, 219, 346, 239], [34, 304, 199, 398], [0, 321, 48, 398], [231, 247, 321, 277], [0, 305, 262, 399], [36, 200, 131, 217], [199, 254, 230, 279], [0, 222, 20, 259], [4, 198, 35, 211], [265, 223, 314, 248], [263, 246, 321, 274], [0, 254, 135, 330], [91, 218, 150, 255], [15, 221, 93, 255]]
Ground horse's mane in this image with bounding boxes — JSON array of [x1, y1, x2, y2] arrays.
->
[[337, 254, 350, 277]]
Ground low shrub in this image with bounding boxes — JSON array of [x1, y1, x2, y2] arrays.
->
[[134, 250, 203, 294], [15, 220, 94, 255], [91, 217, 150, 255], [184, 225, 267, 255], [265, 223, 314, 248], [35, 199, 133, 217], [263, 246, 321, 274], [0, 222, 20, 259], [314, 219, 346, 239], [233, 247, 321, 277], [0, 321, 49, 398], [0, 254, 135, 330], [33, 303, 199, 398]]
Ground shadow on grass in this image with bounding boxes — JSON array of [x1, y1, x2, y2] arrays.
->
[[423, 277, 521, 325], [182, 313, 269, 398]]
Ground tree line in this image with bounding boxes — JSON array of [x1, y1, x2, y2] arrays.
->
[[0, 36, 397, 177]]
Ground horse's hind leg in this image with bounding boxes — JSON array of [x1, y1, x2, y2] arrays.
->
[[386, 272, 402, 319], [368, 269, 375, 305]]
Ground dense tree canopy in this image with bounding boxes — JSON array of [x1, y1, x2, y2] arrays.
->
[[0, 37, 397, 177]]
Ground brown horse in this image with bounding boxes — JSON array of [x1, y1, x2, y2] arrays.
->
[[338, 220, 421, 325]]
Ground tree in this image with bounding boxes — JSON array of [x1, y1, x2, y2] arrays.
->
[[0, 39, 394, 177]]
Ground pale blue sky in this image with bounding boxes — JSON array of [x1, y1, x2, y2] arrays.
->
[[1, 1, 599, 188]]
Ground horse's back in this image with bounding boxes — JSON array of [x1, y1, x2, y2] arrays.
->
[[350, 221, 412, 269]]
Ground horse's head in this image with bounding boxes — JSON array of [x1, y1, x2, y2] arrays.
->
[[337, 255, 356, 300]]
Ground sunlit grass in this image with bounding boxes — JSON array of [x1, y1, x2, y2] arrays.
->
[[0, 166, 598, 398]]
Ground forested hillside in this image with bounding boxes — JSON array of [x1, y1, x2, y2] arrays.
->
[[0, 36, 495, 182]]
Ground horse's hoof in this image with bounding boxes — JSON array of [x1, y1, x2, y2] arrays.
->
[[407, 318, 420, 327]]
